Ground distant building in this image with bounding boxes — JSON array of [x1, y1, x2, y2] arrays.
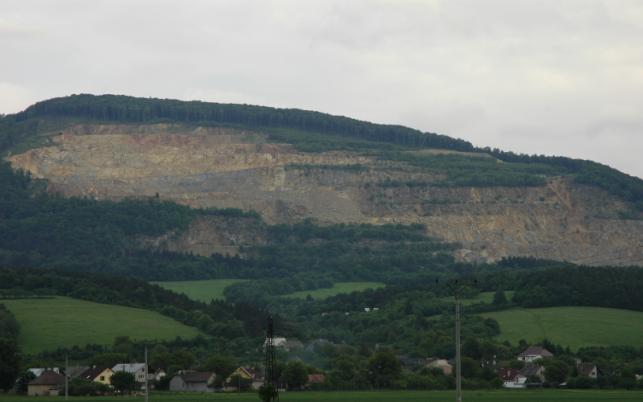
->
[[112, 363, 147, 383], [169, 371, 216, 392], [577, 362, 599, 379], [28, 370, 65, 396], [499, 368, 522, 388], [226, 367, 264, 390], [500, 363, 545, 389], [264, 337, 303, 351], [79, 367, 114, 386], [265, 337, 288, 348], [516, 346, 553, 362], [307, 374, 326, 387], [150, 369, 166, 382], [425, 359, 453, 375]]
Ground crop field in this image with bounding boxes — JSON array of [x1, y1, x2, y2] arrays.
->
[[151, 279, 247, 302], [482, 306, 643, 350], [1, 390, 643, 402], [2, 297, 203, 354], [283, 282, 385, 300]]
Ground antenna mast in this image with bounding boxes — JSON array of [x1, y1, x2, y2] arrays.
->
[[263, 316, 279, 401]]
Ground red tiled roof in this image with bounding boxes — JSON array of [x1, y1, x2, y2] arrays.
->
[[307, 374, 326, 384], [498, 368, 520, 381]]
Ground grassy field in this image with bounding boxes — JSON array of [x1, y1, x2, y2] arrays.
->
[[1, 390, 642, 402], [151, 279, 247, 302], [482, 306, 643, 350], [2, 297, 203, 354], [283, 282, 385, 300]]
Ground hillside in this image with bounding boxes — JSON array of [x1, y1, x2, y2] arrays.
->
[[481, 307, 643, 350], [2, 296, 203, 353], [0, 94, 642, 266]]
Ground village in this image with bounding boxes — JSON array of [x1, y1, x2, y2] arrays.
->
[[21, 341, 611, 397]]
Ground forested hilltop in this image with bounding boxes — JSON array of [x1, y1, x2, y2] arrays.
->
[[1, 94, 641, 211]]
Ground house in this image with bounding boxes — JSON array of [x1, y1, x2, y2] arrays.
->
[[516, 346, 553, 362], [307, 374, 325, 386], [499, 368, 524, 389], [577, 362, 599, 379], [28, 370, 65, 396], [150, 369, 167, 382], [266, 337, 288, 348], [112, 363, 147, 384], [425, 359, 453, 375], [226, 367, 264, 390], [79, 366, 114, 386], [169, 371, 216, 392]]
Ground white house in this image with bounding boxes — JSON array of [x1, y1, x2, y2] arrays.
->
[[516, 346, 553, 363], [112, 363, 147, 383], [169, 371, 215, 392]]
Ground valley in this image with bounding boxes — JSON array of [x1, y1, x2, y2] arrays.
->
[[1, 95, 642, 395]]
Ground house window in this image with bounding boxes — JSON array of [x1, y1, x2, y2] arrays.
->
[[100, 376, 105, 381]]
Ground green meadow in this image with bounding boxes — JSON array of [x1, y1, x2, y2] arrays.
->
[[152, 279, 247, 302], [482, 306, 643, 350], [1, 390, 643, 402], [283, 282, 385, 300], [2, 297, 203, 354]]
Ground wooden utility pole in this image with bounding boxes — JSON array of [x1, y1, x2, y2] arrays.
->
[[65, 353, 69, 400], [439, 278, 477, 402], [144, 346, 149, 402]]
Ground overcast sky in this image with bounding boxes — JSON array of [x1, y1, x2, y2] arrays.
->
[[1, 0, 642, 178]]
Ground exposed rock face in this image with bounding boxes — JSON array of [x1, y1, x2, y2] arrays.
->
[[7, 124, 643, 266], [140, 216, 267, 257]]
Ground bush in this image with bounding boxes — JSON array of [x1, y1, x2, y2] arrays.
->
[[69, 378, 110, 396], [568, 376, 597, 389]]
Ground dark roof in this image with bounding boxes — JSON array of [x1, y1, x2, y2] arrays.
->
[[65, 366, 89, 379], [498, 368, 520, 381], [79, 367, 110, 381], [518, 346, 553, 357], [181, 372, 214, 383], [29, 370, 65, 386], [577, 363, 597, 377]]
